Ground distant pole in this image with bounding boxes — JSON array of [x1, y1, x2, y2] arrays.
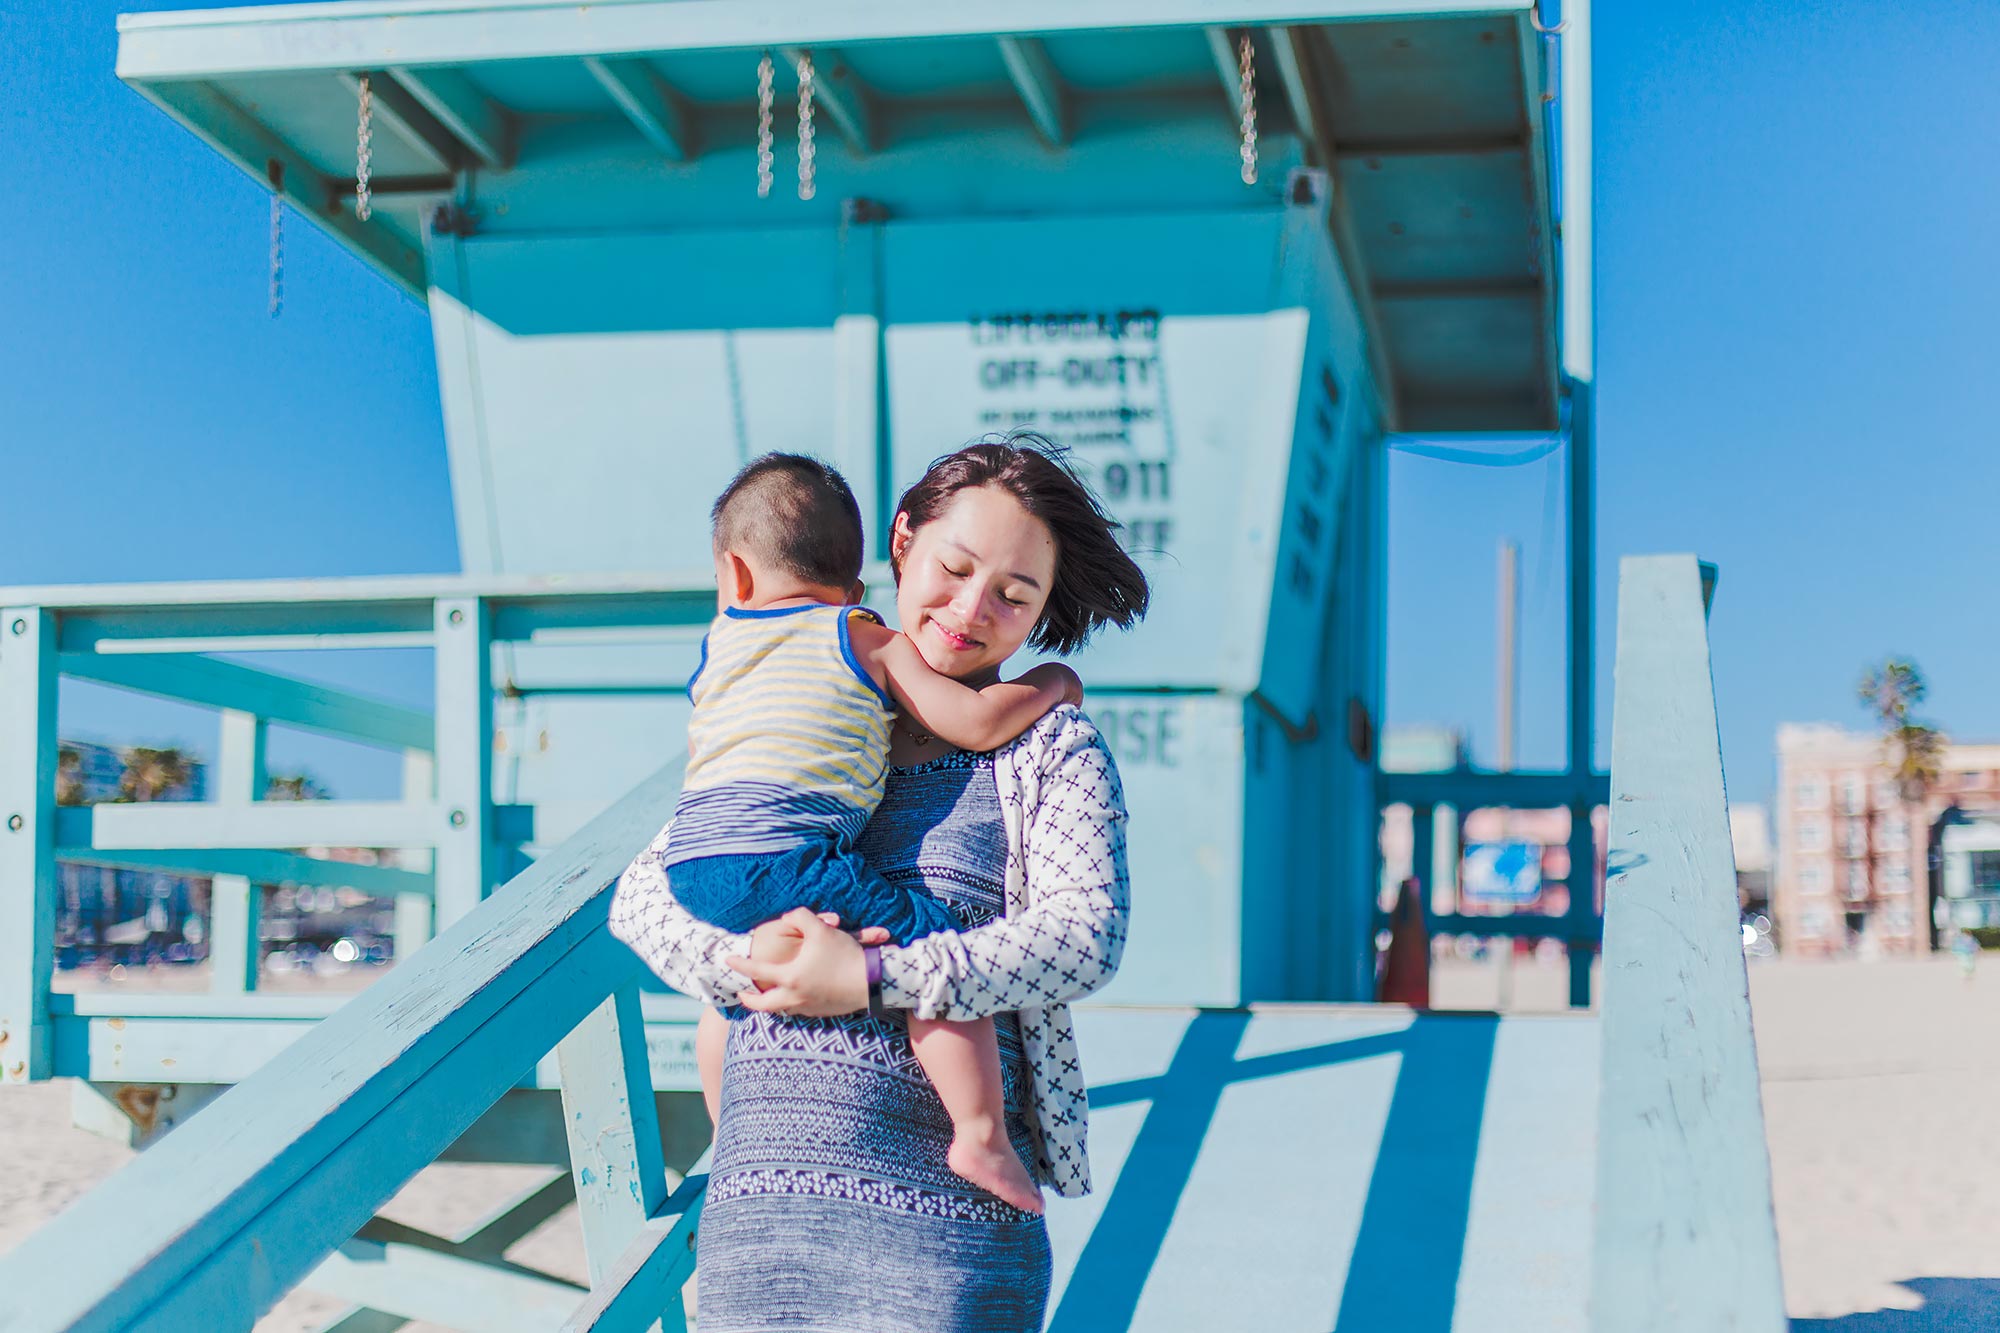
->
[[1497, 540, 1520, 1008], [1498, 539, 1519, 775]]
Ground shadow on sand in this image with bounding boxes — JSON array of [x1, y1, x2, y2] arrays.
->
[[1792, 1279, 2000, 1332]]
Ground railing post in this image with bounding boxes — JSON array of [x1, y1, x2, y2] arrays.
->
[[1564, 378, 1598, 1009], [1565, 799, 1596, 1007], [1410, 802, 1435, 912], [397, 747, 437, 957], [434, 598, 494, 930], [210, 708, 268, 995], [555, 983, 669, 1285], [0, 607, 58, 1083]]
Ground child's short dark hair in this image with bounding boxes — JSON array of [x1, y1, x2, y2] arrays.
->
[[711, 453, 865, 588]]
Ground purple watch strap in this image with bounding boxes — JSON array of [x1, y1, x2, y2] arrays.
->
[[863, 945, 885, 1018]]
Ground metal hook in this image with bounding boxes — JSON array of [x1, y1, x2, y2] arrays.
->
[[1530, 6, 1566, 34]]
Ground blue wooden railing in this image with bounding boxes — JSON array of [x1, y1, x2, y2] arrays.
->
[[0, 751, 708, 1330], [0, 557, 1790, 1329], [1591, 554, 1787, 1331]]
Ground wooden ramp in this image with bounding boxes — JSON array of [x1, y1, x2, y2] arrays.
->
[[1047, 1006, 1597, 1332]]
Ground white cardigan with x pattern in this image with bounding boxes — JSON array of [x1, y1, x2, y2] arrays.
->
[[607, 703, 1131, 1199]]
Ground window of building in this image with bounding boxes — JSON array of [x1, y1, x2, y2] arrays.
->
[[1795, 776, 1828, 810], [1798, 817, 1828, 852], [1974, 851, 2000, 896], [1845, 862, 1871, 899], [1873, 777, 1900, 810], [1799, 862, 1829, 895], [1881, 862, 1911, 893], [1883, 903, 1914, 935], [1802, 906, 1835, 939], [1838, 773, 1866, 814], [1842, 820, 1869, 858], [1879, 816, 1909, 852]]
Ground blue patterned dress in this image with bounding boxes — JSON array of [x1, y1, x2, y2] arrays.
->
[[696, 750, 1053, 1333]]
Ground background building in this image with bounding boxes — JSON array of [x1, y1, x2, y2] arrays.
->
[[1773, 724, 2000, 956]]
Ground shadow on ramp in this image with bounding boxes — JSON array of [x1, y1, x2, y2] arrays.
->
[[1049, 1011, 1497, 1333]]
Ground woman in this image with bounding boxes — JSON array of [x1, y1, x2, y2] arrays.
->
[[609, 438, 1149, 1332]]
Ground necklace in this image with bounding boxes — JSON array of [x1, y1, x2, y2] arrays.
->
[[900, 718, 934, 748]]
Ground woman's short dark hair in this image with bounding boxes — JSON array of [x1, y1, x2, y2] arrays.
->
[[893, 434, 1150, 655]]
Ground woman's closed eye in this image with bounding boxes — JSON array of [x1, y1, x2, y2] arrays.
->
[[941, 559, 1027, 608]]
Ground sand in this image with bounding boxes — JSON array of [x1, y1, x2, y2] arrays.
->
[[5, 955, 1997, 1329]]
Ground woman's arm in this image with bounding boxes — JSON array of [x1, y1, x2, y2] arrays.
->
[[883, 707, 1129, 1021], [607, 823, 755, 1005], [727, 709, 1129, 1022]]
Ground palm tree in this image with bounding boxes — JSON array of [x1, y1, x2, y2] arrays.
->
[[118, 747, 194, 803], [265, 773, 329, 801], [56, 746, 86, 806], [1857, 659, 1944, 801]]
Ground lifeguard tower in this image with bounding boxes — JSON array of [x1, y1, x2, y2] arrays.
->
[[0, 3, 1788, 1329]]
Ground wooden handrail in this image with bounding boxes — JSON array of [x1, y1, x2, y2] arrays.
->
[[0, 757, 687, 1330], [1591, 555, 1785, 1331]]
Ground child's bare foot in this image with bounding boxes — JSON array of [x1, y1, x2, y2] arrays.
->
[[948, 1124, 1044, 1215]]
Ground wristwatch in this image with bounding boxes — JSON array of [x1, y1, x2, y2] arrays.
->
[[863, 945, 886, 1020]]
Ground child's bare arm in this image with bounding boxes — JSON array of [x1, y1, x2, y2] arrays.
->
[[874, 632, 1081, 752]]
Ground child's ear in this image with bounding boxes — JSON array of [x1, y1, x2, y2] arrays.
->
[[846, 580, 867, 606], [719, 550, 757, 607]]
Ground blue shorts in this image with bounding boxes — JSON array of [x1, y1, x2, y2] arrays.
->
[[671, 840, 961, 1015]]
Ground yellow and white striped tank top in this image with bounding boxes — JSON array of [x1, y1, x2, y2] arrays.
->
[[663, 603, 895, 866]]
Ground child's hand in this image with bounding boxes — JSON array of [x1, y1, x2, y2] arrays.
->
[[1019, 662, 1084, 708], [751, 913, 893, 967]]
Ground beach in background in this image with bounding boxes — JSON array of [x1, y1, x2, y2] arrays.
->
[[7, 954, 1996, 1329]]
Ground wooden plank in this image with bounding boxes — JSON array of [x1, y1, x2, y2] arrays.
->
[[386, 65, 515, 169], [582, 57, 697, 161], [60, 801, 441, 851], [1378, 767, 1608, 807], [208, 874, 261, 996], [0, 570, 716, 612], [117, 1, 1531, 80], [559, 1151, 708, 1333], [54, 846, 431, 898], [556, 987, 668, 1284], [434, 598, 495, 928], [997, 36, 1070, 147], [1592, 554, 1786, 1331], [63, 653, 433, 753], [0, 761, 685, 1331], [0, 607, 58, 1083]]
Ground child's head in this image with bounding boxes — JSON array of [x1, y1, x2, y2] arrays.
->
[[710, 453, 865, 606]]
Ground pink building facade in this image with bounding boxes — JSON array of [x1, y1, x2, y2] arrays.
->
[[1773, 724, 2000, 956]]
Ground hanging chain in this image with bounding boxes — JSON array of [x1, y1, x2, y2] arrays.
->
[[796, 51, 817, 201], [268, 192, 285, 317], [756, 52, 776, 198], [265, 159, 285, 318], [355, 74, 374, 221], [1238, 33, 1259, 185]]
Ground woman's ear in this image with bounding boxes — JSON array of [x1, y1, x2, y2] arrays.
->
[[889, 512, 915, 567]]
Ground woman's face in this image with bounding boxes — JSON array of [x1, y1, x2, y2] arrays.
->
[[891, 485, 1058, 683]]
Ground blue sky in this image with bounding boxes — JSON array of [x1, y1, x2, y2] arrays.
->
[[2, 1, 1996, 807]]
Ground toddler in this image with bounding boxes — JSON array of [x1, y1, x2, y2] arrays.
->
[[662, 452, 1076, 1214]]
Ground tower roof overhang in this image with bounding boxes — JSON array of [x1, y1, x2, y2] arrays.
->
[[117, 0, 1592, 431]]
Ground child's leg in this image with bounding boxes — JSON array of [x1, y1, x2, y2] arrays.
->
[[908, 1014, 1043, 1215], [696, 1007, 729, 1126]]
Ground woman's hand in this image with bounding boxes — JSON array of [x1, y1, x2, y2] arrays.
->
[[730, 908, 882, 1015]]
